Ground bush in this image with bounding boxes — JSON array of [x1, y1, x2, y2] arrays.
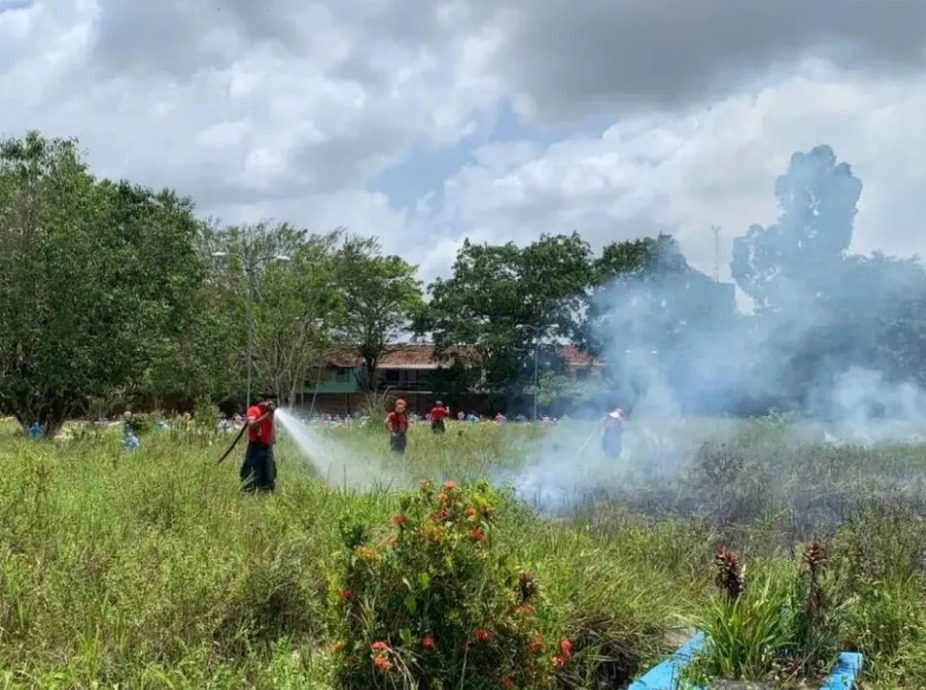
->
[[330, 480, 560, 690], [685, 541, 850, 686]]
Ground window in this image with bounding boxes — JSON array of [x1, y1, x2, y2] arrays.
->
[[335, 367, 350, 382], [384, 369, 400, 383]]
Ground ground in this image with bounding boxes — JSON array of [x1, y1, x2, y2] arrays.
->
[[0, 416, 924, 689]]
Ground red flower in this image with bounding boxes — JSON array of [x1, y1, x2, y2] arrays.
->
[[438, 508, 450, 520], [474, 629, 490, 643], [501, 678, 514, 689], [437, 492, 449, 503], [422, 636, 435, 649], [339, 589, 352, 600], [559, 639, 573, 658], [471, 528, 485, 542], [371, 641, 389, 652], [443, 480, 458, 491], [391, 514, 408, 526], [552, 655, 567, 669], [527, 636, 544, 653], [373, 655, 393, 671]]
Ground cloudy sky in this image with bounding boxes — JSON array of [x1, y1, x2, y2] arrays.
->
[[2, 0, 926, 284]]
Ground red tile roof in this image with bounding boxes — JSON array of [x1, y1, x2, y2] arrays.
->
[[322, 344, 602, 369]]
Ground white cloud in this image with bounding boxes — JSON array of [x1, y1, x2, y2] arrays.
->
[[2, 1, 926, 290], [437, 61, 926, 280]]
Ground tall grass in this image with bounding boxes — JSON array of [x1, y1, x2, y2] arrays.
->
[[1, 417, 926, 687]]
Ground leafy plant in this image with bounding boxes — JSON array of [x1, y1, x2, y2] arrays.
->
[[330, 480, 558, 690]]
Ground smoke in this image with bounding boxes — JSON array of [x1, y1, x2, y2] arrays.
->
[[510, 145, 926, 513], [275, 408, 410, 489]]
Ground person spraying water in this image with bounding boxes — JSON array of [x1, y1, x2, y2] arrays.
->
[[241, 392, 277, 492], [602, 407, 625, 459]]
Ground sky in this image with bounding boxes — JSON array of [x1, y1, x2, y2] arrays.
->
[[2, 0, 926, 286]]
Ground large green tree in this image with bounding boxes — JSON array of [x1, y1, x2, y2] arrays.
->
[[0, 133, 201, 433], [333, 235, 423, 390], [208, 222, 344, 406], [422, 233, 593, 393]]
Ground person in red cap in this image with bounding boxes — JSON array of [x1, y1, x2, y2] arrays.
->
[[385, 398, 409, 453], [429, 400, 449, 434], [241, 391, 277, 492]]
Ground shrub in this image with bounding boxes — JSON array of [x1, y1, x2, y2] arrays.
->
[[330, 480, 557, 690], [685, 541, 850, 686]]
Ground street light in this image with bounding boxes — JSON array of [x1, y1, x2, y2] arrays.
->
[[211, 250, 291, 409], [514, 324, 541, 421]]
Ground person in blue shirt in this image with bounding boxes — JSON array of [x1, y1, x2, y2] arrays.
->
[[28, 421, 43, 439]]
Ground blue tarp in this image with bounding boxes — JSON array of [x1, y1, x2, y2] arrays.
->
[[628, 633, 863, 690]]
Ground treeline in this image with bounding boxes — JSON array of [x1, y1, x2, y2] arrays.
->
[[1, 134, 924, 431]]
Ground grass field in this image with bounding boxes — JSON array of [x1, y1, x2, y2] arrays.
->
[[0, 417, 925, 688]]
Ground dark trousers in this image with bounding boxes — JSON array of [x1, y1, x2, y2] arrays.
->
[[390, 431, 407, 454], [241, 441, 276, 492], [602, 430, 623, 459], [431, 419, 446, 434]]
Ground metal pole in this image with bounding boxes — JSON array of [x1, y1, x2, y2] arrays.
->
[[246, 263, 255, 410], [533, 342, 538, 420]]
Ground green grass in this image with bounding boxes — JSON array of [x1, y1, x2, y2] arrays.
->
[[0, 417, 925, 688]]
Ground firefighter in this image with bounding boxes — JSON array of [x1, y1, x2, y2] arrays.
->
[[602, 407, 625, 459], [241, 392, 277, 492], [385, 398, 409, 453], [429, 400, 449, 434]]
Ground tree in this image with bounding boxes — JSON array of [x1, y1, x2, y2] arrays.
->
[[0, 133, 201, 433], [207, 223, 344, 407], [333, 236, 423, 390], [423, 233, 593, 392], [731, 145, 862, 311], [587, 234, 736, 414]]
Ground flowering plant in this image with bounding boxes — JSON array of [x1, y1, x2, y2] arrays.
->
[[331, 480, 556, 689]]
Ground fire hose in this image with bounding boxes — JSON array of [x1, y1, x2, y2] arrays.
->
[[216, 422, 248, 464]]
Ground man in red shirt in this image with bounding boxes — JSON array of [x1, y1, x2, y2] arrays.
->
[[385, 398, 409, 454], [241, 392, 277, 492], [429, 400, 449, 434]]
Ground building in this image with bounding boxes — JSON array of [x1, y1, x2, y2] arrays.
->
[[299, 344, 604, 416]]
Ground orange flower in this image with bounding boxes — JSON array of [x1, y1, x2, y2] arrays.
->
[[371, 641, 389, 652], [391, 514, 408, 526], [356, 546, 378, 560], [373, 655, 393, 671], [443, 480, 458, 491], [527, 636, 544, 653], [552, 655, 567, 669], [422, 636, 435, 649], [559, 639, 573, 658], [501, 678, 514, 689], [474, 629, 490, 643], [339, 589, 352, 600], [437, 492, 449, 503], [332, 641, 343, 653], [466, 506, 478, 518], [386, 536, 397, 546], [471, 528, 485, 542]]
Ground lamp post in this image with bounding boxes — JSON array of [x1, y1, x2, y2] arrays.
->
[[514, 324, 541, 421], [212, 251, 291, 409]]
